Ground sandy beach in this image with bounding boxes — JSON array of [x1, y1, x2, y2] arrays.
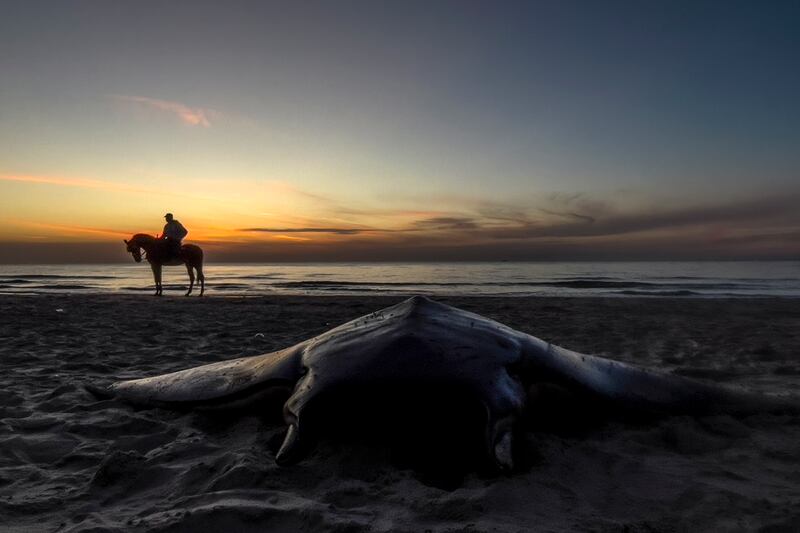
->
[[1, 294, 799, 532]]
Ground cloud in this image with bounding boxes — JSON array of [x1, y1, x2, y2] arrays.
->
[[239, 227, 385, 235], [13, 221, 134, 238], [538, 208, 596, 224], [411, 216, 479, 230], [238, 191, 800, 248], [241, 218, 481, 234], [0, 172, 235, 206], [491, 193, 800, 240], [112, 95, 217, 127], [0, 173, 153, 194], [272, 234, 311, 241]]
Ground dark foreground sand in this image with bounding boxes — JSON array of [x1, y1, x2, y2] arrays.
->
[[1, 294, 799, 532]]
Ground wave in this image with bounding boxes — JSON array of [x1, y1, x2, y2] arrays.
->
[[0, 274, 118, 280], [617, 290, 702, 296], [668, 275, 799, 282], [543, 280, 652, 288], [24, 284, 97, 290], [271, 279, 740, 290], [274, 280, 495, 288], [120, 285, 188, 291], [554, 276, 620, 281], [205, 283, 250, 290], [282, 286, 386, 293]]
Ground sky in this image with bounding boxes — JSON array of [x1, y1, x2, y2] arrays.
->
[[1, 0, 798, 263]]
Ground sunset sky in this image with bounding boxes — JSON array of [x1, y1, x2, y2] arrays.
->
[[1, 1, 799, 262]]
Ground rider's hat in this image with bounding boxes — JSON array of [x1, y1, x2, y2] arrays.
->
[[164, 213, 173, 219]]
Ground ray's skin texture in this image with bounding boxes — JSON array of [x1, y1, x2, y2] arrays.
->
[[87, 296, 796, 471]]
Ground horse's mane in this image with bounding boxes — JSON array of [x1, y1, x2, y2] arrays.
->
[[130, 233, 157, 242]]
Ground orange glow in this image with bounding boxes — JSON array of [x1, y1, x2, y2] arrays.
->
[[272, 235, 311, 242], [16, 222, 135, 239], [8, 220, 247, 243], [0, 174, 155, 195], [3, 170, 797, 262]]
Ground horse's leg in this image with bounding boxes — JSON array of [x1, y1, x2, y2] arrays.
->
[[185, 263, 194, 296], [150, 264, 159, 296], [197, 263, 205, 296], [158, 265, 164, 295], [154, 264, 163, 296]]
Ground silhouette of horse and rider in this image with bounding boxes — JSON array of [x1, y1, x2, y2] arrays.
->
[[124, 213, 205, 296]]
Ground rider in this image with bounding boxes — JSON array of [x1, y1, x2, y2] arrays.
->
[[162, 213, 188, 259]]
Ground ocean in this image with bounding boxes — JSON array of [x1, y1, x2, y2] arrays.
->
[[0, 261, 798, 297]]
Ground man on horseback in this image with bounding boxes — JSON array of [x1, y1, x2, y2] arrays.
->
[[125, 229, 205, 296], [161, 213, 188, 260]]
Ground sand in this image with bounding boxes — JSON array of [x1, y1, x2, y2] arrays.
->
[[1, 294, 799, 532]]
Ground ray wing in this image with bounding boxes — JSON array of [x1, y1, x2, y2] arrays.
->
[[523, 339, 796, 415], [86, 344, 305, 407]]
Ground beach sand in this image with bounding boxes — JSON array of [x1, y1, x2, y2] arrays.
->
[[1, 294, 799, 532]]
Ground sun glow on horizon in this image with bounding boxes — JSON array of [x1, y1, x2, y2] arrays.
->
[[2, 168, 799, 262]]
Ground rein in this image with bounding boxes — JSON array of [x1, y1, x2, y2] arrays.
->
[[132, 235, 157, 262]]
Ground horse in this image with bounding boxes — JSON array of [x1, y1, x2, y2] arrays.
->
[[124, 233, 205, 296]]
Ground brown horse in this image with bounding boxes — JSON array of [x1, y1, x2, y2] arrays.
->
[[124, 234, 205, 296]]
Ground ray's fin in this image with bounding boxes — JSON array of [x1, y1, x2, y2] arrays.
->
[[275, 423, 310, 465], [84, 383, 114, 400], [87, 344, 305, 407], [522, 339, 798, 416]]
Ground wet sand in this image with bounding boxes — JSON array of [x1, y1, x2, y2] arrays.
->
[[1, 294, 799, 532]]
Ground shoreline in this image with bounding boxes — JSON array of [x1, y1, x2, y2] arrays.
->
[[3, 290, 800, 298]]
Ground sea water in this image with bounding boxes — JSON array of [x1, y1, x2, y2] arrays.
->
[[0, 262, 798, 297]]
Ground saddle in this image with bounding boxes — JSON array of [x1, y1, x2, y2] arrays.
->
[[158, 238, 183, 262]]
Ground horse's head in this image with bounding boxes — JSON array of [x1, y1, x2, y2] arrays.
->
[[124, 238, 142, 263]]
